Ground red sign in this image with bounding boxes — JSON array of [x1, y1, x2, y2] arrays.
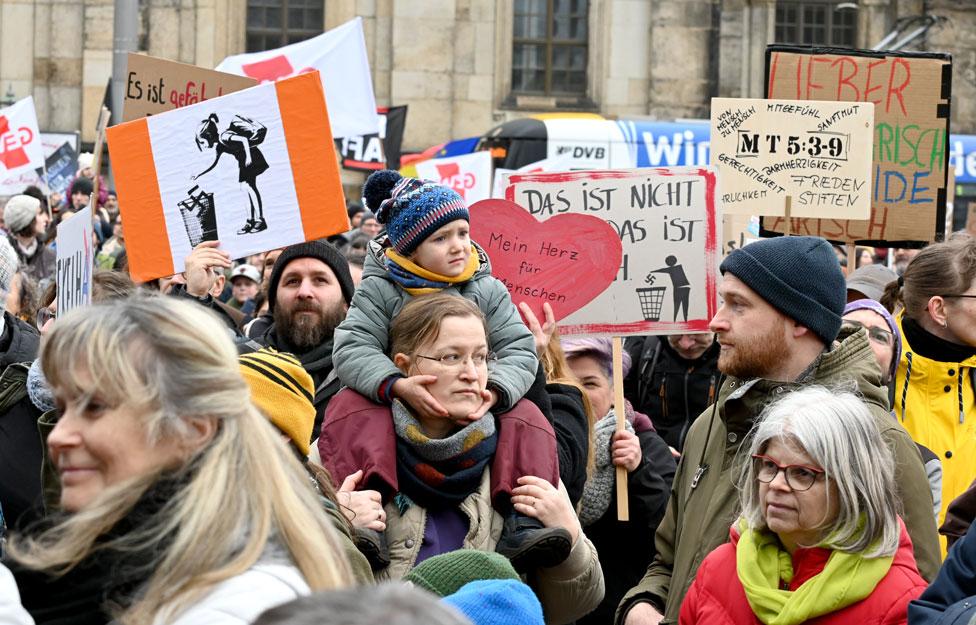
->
[[469, 198, 622, 324]]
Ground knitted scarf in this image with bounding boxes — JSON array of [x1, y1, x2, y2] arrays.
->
[[735, 519, 893, 625], [392, 400, 497, 510], [578, 408, 636, 527], [384, 246, 479, 295]]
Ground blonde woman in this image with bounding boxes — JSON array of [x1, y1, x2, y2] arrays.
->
[[7, 296, 353, 625]]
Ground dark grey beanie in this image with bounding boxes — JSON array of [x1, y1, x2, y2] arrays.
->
[[719, 236, 846, 345]]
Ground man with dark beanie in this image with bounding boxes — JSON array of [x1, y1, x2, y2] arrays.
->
[[618, 236, 941, 625], [255, 240, 356, 441]]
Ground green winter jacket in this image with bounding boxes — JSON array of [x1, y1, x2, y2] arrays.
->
[[333, 238, 538, 412], [615, 326, 941, 624]]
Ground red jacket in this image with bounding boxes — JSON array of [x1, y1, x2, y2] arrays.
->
[[679, 520, 927, 625]]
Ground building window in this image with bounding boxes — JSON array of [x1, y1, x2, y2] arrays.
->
[[246, 0, 324, 52], [512, 0, 589, 96], [775, 1, 857, 48]]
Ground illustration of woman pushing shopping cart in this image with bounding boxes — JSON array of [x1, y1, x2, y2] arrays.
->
[[188, 113, 270, 239]]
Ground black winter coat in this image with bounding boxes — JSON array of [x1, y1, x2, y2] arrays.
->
[[578, 427, 675, 625], [624, 336, 720, 450], [0, 312, 42, 529]]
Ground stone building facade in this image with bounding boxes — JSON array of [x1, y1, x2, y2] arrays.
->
[[1, 0, 974, 151]]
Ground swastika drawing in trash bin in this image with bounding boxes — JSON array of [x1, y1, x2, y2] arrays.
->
[[193, 112, 269, 236], [643, 256, 691, 322]]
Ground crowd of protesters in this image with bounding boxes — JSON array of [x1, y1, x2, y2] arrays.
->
[[0, 163, 973, 625]]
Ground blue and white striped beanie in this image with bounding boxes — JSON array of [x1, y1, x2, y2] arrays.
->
[[362, 169, 469, 256]]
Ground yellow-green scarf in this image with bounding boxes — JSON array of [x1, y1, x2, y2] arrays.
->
[[735, 519, 893, 625], [385, 246, 480, 295]]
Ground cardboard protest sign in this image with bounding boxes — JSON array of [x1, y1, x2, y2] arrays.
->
[[762, 45, 951, 246], [56, 205, 94, 317], [43, 142, 78, 195], [107, 71, 349, 282], [416, 151, 493, 204], [336, 105, 407, 171], [491, 153, 577, 198], [722, 214, 760, 256], [502, 168, 720, 337], [469, 198, 622, 324], [711, 97, 873, 219], [123, 53, 256, 122], [217, 17, 379, 138]]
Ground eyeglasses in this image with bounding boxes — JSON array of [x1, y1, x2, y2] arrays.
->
[[416, 352, 497, 371], [752, 454, 825, 491], [841, 320, 894, 347], [36, 307, 56, 329]]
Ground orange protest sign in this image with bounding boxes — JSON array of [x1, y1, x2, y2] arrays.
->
[[107, 71, 348, 282]]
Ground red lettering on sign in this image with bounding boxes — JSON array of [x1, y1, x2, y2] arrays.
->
[[832, 56, 860, 100], [886, 58, 911, 116], [0, 116, 31, 170]]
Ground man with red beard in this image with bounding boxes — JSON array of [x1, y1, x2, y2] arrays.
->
[[256, 241, 356, 442], [617, 236, 941, 625]]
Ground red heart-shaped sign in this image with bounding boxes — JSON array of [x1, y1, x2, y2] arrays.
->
[[469, 199, 623, 323]]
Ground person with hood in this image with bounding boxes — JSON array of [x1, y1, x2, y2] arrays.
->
[[618, 236, 941, 625], [681, 387, 927, 625], [329, 171, 566, 573], [3, 195, 53, 288], [885, 233, 976, 557]]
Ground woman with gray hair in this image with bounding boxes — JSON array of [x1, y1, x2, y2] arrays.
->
[[679, 386, 926, 625]]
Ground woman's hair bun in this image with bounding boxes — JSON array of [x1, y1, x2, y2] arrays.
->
[[362, 170, 402, 222]]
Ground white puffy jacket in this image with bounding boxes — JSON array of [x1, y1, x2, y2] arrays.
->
[[0, 563, 32, 625]]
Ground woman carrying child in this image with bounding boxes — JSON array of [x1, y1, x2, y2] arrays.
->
[[323, 171, 572, 573]]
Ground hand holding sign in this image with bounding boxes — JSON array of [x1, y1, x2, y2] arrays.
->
[[469, 199, 622, 326]]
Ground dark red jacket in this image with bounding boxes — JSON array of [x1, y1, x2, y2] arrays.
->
[[679, 520, 927, 625]]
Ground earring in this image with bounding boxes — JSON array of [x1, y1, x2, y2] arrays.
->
[[944, 320, 949, 329]]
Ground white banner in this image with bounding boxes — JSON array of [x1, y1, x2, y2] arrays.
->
[[216, 17, 379, 139], [492, 153, 578, 198], [416, 151, 493, 205], [0, 97, 43, 177], [56, 205, 94, 317]]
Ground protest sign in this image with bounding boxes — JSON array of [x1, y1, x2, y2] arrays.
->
[[44, 142, 78, 195], [107, 71, 349, 282], [503, 167, 720, 337], [469, 198, 622, 325], [0, 132, 79, 196], [416, 151, 493, 204], [722, 214, 760, 256], [491, 153, 577, 198], [336, 105, 407, 171], [762, 45, 951, 246], [710, 97, 873, 219], [56, 205, 94, 317], [123, 53, 256, 122], [0, 97, 43, 176], [217, 17, 379, 138]]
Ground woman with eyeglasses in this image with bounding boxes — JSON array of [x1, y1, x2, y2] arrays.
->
[[680, 386, 926, 625], [882, 233, 976, 555], [320, 293, 605, 624]]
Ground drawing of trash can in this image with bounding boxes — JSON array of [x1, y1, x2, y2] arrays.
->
[[178, 185, 218, 247], [636, 286, 667, 322]]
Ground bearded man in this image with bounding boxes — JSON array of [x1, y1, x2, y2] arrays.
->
[[618, 236, 941, 625], [257, 241, 355, 442]]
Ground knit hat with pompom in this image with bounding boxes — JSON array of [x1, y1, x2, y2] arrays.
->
[[362, 169, 468, 256]]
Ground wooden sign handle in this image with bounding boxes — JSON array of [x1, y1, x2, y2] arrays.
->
[[89, 106, 111, 224], [612, 336, 630, 521], [784, 196, 792, 237], [846, 242, 857, 276]]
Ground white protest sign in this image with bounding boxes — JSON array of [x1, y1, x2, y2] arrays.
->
[[503, 167, 721, 337], [216, 17, 379, 138], [416, 151, 493, 204], [710, 98, 874, 218], [56, 205, 94, 317]]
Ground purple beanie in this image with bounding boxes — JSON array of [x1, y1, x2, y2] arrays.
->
[[843, 299, 901, 382], [561, 337, 632, 379]]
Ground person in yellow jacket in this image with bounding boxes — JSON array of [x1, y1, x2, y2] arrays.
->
[[887, 233, 976, 556]]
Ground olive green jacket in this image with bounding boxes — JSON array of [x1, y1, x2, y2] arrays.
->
[[615, 327, 941, 624]]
